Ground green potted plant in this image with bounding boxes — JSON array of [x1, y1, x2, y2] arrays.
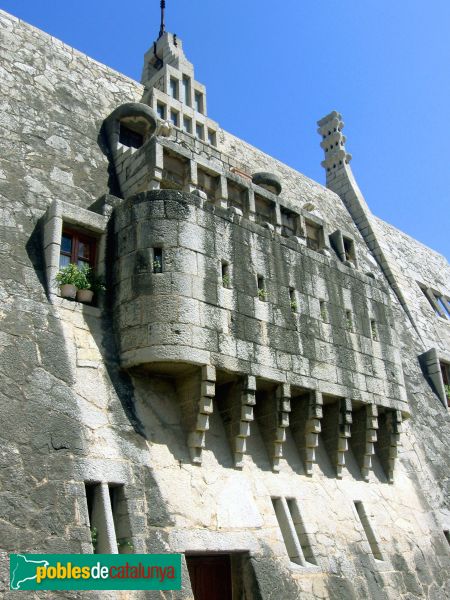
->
[[75, 265, 94, 304], [55, 263, 80, 299], [76, 266, 106, 304]]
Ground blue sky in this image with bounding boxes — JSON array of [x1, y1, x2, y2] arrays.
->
[[1, 0, 449, 259]]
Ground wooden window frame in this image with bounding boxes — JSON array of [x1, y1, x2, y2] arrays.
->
[[60, 228, 97, 269]]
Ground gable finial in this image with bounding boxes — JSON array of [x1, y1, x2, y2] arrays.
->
[[158, 0, 166, 39]]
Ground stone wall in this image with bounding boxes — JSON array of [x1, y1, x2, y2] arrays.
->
[[0, 8, 450, 600]]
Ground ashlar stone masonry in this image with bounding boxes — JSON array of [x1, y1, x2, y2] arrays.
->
[[0, 8, 450, 600]]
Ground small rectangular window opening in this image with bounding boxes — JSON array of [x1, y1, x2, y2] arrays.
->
[[196, 122, 205, 140], [170, 109, 179, 127], [182, 75, 191, 106], [257, 276, 267, 301], [153, 248, 163, 273], [370, 319, 378, 341], [208, 129, 217, 146], [346, 310, 353, 331], [289, 288, 297, 312], [195, 91, 204, 113], [110, 485, 133, 554], [170, 77, 179, 100], [343, 236, 356, 265], [354, 501, 383, 561], [319, 300, 327, 321], [157, 102, 166, 120], [183, 116, 192, 134], [221, 262, 230, 288]]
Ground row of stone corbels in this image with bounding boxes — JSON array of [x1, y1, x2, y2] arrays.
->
[[186, 366, 402, 481]]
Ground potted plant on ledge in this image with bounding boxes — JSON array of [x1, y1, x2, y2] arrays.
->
[[55, 263, 79, 299], [75, 265, 94, 304]]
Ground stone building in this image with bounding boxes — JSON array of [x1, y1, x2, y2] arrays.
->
[[0, 6, 450, 599]]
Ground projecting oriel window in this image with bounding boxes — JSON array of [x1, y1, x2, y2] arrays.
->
[[60, 229, 96, 269]]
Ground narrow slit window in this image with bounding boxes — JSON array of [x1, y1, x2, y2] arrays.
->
[[109, 485, 133, 554], [354, 501, 383, 560], [320, 300, 327, 321], [170, 77, 179, 100], [157, 102, 166, 120], [271, 497, 304, 566], [346, 310, 353, 331], [221, 262, 230, 288], [182, 75, 191, 106], [183, 116, 192, 134], [170, 109, 179, 127], [343, 236, 356, 266], [257, 276, 267, 301], [194, 91, 204, 113], [196, 122, 205, 140], [289, 288, 297, 312], [153, 248, 163, 273], [286, 499, 317, 565], [208, 129, 217, 146], [370, 319, 378, 341]]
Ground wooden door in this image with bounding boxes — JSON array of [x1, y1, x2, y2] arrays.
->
[[186, 554, 232, 600]]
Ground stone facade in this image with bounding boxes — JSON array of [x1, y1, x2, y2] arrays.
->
[[0, 8, 450, 599]]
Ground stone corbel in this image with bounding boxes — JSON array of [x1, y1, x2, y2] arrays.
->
[[187, 365, 216, 464], [291, 390, 323, 476], [377, 409, 402, 484], [233, 375, 256, 469]]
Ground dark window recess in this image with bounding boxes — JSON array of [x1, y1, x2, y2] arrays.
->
[[370, 320, 378, 341], [444, 531, 450, 547], [194, 91, 204, 114], [186, 555, 232, 600], [153, 248, 163, 273], [208, 129, 217, 146], [157, 102, 166, 119], [228, 181, 246, 212], [257, 276, 267, 301], [109, 485, 133, 554], [281, 207, 297, 237], [60, 229, 96, 269], [289, 288, 297, 312], [305, 220, 322, 251], [320, 300, 327, 321], [346, 310, 353, 331], [197, 169, 218, 201], [254, 194, 274, 226], [221, 262, 230, 288], [119, 123, 144, 149], [343, 236, 356, 265]]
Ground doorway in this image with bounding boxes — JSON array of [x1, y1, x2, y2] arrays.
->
[[186, 554, 232, 600]]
